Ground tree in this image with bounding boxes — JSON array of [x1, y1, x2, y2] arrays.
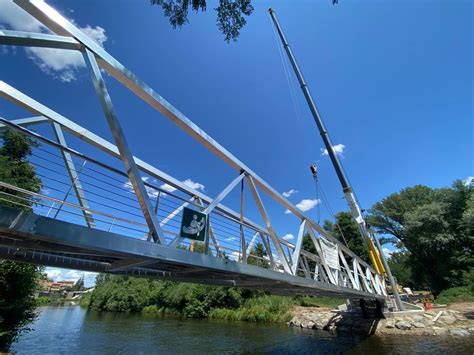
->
[[151, 0, 254, 42], [387, 251, 414, 289], [71, 276, 85, 292], [0, 129, 43, 351], [0, 129, 41, 209], [368, 181, 473, 294], [247, 242, 269, 268]]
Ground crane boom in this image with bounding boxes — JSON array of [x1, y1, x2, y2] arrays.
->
[[268, 8, 404, 310]]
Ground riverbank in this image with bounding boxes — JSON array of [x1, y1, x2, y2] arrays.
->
[[86, 274, 341, 322], [288, 302, 474, 337]]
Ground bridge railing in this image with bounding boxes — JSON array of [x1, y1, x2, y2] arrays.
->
[[0, 0, 388, 298]]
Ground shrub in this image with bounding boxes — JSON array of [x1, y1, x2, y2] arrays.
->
[[436, 286, 474, 305]]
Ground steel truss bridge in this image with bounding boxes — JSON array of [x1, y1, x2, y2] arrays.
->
[[0, 0, 389, 302]]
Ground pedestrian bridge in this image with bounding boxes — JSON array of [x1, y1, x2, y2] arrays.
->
[[0, 0, 388, 302]]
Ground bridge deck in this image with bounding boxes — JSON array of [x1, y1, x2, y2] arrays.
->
[[0, 206, 383, 300]]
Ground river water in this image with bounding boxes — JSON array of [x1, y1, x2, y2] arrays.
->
[[11, 306, 473, 354]]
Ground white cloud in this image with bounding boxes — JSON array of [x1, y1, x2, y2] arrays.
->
[[45, 268, 62, 280], [123, 176, 160, 198], [45, 267, 97, 288], [285, 198, 321, 214], [160, 183, 177, 193], [321, 144, 346, 157], [382, 248, 394, 259], [183, 178, 205, 192], [282, 189, 298, 198], [0, 1, 108, 82], [228, 251, 241, 261], [226, 237, 237, 241], [282, 233, 294, 241], [464, 176, 474, 187]]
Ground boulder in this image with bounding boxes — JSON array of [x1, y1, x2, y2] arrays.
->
[[433, 326, 448, 336], [449, 328, 469, 337], [395, 321, 412, 330], [412, 315, 425, 323], [441, 315, 456, 324], [288, 318, 301, 328], [412, 322, 425, 328]]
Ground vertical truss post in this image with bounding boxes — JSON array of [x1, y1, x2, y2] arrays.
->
[[353, 259, 360, 290], [239, 178, 246, 263], [82, 48, 165, 244], [245, 175, 291, 273], [196, 198, 223, 258], [51, 122, 95, 228]]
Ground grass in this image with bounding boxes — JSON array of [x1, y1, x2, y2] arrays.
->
[[209, 295, 294, 323], [141, 295, 342, 323], [436, 286, 474, 305]]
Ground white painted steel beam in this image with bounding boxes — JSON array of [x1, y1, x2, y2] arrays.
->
[[0, 29, 80, 50], [0, 116, 49, 131], [291, 219, 306, 275], [82, 49, 166, 244], [51, 122, 95, 228], [246, 175, 290, 273], [203, 173, 245, 215]]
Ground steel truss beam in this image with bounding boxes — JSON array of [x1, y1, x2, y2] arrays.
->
[[51, 122, 95, 227], [4, 1, 380, 275], [246, 175, 290, 273], [82, 48, 166, 244], [0, 0, 389, 299]]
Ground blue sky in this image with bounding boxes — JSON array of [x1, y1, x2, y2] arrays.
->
[[0, 0, 472, 285]]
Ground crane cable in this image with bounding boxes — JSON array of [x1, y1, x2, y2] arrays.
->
[[310, 164, 349, 247], [270, 16, 304, 134]]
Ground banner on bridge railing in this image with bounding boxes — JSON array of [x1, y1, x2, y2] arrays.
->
[[320, 238, 340, 271]]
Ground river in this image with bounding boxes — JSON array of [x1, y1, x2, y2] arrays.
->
[[11, 306, 473, 354]]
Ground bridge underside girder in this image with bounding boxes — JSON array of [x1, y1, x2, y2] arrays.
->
[[0, 206, 383, 300]]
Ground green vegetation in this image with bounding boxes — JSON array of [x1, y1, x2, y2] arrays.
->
[[151, 0, 254, 42], [79, 293, 92, 308], [88, 274, 341, 322], [369, 181, 473, 294], [208, 295, 294, 323], [436, 286, 474, 305], [0, 129, 43, 352]]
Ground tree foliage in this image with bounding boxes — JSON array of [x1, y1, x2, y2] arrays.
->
[[0, 130, 41, 210], [151, 0, 254, 42], [247, 242, 269, 268], [0, 129, 43, 351], [369, 181, 473, 294]]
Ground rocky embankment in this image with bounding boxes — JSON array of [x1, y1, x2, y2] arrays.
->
[[288, 303, 474, 337]]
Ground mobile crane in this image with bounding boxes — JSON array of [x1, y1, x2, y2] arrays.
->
[[268, 8, 404, 311]]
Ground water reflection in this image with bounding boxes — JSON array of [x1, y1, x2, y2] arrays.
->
[[12, 306, 474, 354]]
